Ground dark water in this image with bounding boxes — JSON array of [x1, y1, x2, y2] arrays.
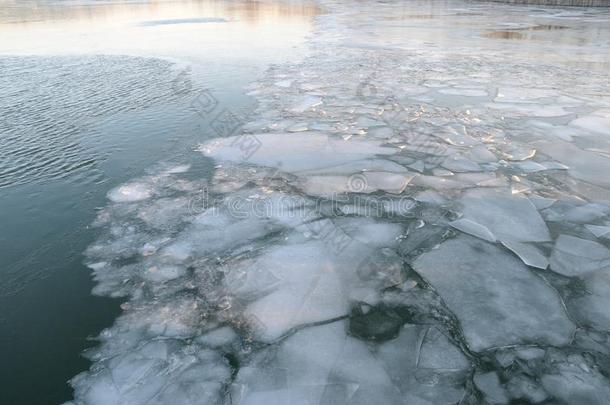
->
[[0, 1, 317, 403]]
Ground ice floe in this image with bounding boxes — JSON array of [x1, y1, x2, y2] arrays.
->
[[413, 236, 574, 351], [458, 188, 550, 243], [70, 0, 610, 403]]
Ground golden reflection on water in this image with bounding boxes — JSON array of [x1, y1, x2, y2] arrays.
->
[[0, 0, 321, 57], [0, 0, 321, 25]]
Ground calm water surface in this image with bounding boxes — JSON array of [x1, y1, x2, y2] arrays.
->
[[0, 1, 318, 403]]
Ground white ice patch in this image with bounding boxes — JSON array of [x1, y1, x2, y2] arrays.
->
[[233, 321, 397, 405], [199, 132, 396, 172], [438, 88, 488, 97], [485, 102, 568, 117], [414, 236, 574, 351], [240, 241, 349, 342], [549, 234, 610, 277], [450, 218, 496, 242], [570, 115, 610, 136], [107, 182, 152, 203], [377, 324, 470, 404], [501, 240, 549, 270], [495, 87, 559, 104], [537, 139, 610, 192], [459, 188, 550, 243], [288, 96, 323, 113], [586, 224, 610, 240]]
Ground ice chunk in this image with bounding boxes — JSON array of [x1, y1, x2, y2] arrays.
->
[[459, 188, 550, 243], [108, 182, 152, 203], [549, 235, 610, 277], [287, 122, 309, 132], [414, 190, 446, 205], [274, 79, 293, 88], [418, 327, 469, 370], [241, 241, 348, 342], [467, 145, 497, 163], [413, 236, 574, 351], [538, 139, 610, 190], [514, 160, 547, 173], [501, 240, 548, 269], [541, 355, 610, 405], [234, 321, 396, 405], [162, 164, 190, 174], [199, 132, 396, 172], [572, 270, 610, 330], [528, 195, 556, 210], [450, 218, 496, 242], [142, 265, 185, 282], [586, 224, 610, 239], [71, 342, 231, 405], [441, 155, 480, 172], [474, 372, 509, 404], [196, 326, 238, 348], [563, 203, 610, 223], [411, 172, 504, 190], [485, 102, 568, 117], [296, 172, 413, 196], [377, 324, 469, 404], [570, 115, 610, 135], [288, 96, 322, 113], [495, 87, 558, 103], [438, 88, 487, 97]]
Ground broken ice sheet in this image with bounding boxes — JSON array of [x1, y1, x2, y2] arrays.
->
[[458, 188, 550, 243], [494, 87, 559, 103], [570, 113, 610, 136], [199, 132, 396, 172], [233, 321, 399, 405], [413, 236, 574, 351], [474, 372, 509, 404], [485, 102, 569, 117], [69, 0, 610, 403], [586, 224, 610, 240], [437, 87, 488, 97], [549, 234, 610, 277], [501, 240, 549, 270], [537, 139, 610, 191], [71, 340, 232, 405], [377, 324, 470, 404], [288, 95, 323, 113], [450, 218, 496, 243]]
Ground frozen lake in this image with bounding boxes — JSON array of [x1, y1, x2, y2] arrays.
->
[[3, 0, 610, 403]]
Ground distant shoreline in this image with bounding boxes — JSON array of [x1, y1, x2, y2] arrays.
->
[[482, 0, 610, 6]]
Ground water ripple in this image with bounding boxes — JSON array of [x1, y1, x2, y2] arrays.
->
[[0, 55, 190, 189]]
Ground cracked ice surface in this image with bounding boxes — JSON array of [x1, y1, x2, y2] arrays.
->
[[70, 0, 610, 404]]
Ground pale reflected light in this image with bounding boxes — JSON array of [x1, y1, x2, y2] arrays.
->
[[0, 0, 322, 60]]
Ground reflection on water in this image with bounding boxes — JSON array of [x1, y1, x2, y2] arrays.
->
[[484, 30, 526, 40], [523, 24, 569, 31], [138, 17, 228, 26], [0, 0, 321, 57], [0, 0, 321, 25], [341, 0, 610, 67], [484, 24, 570, 40]]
